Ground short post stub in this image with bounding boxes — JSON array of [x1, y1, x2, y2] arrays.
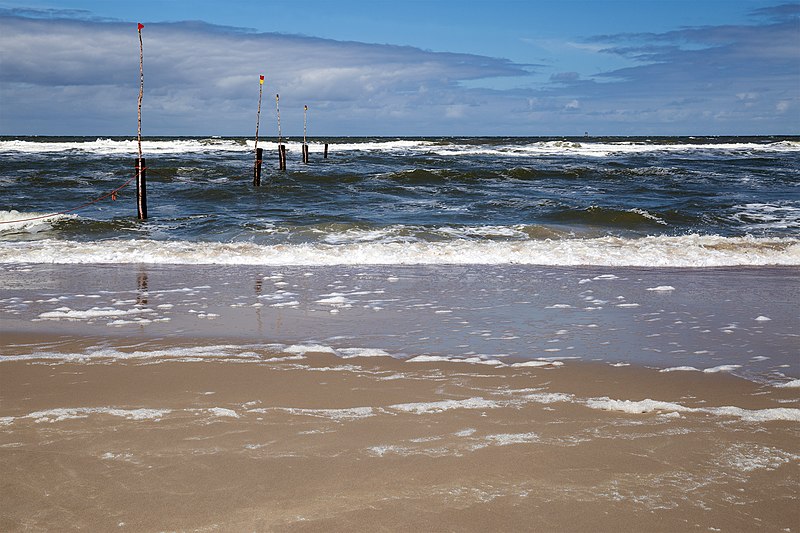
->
[[253, 147, 263, 186], [279, 144, 287, 171], [135, 157, 147, 220], [324, 143, 329, 159]]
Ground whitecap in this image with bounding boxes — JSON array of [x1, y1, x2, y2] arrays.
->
[[2, 234, 798, 267]]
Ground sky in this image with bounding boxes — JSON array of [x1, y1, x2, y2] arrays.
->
[[0, 0, 798, 136]]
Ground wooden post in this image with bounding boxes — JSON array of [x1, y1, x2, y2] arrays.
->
[[324, 143, 329, 159], [135, 157, 147, 220], [253, 74, 264, 186], [302, 105, 309, 164], [253, 148, 263, 186], [276, 94, 285, 171], [136, 23, 147, 219]]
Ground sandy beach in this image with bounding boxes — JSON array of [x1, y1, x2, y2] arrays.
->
[[1, 345, 798, 531], [1, 263, 798, 531]]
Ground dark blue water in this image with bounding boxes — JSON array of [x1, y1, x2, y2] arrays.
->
[[1, 136, 798, 266]]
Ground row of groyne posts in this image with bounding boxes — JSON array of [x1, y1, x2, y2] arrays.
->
[[133, 24, 326, 220], [252, 75, 330, 186]]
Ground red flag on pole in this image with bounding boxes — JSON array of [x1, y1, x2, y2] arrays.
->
[[138, 23, 144, 31], [259, 75, 265, 85]]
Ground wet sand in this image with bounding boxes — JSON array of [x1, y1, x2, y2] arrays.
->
[[1, 263, 798, 531], [1, 338, 798, 532], [1, 263, 798, 377]]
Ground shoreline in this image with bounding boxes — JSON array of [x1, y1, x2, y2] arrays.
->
[[2, 262, 798, 530]]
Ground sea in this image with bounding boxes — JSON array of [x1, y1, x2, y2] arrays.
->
[[1, 135, 799, 383], [1, 135, 799, 261]]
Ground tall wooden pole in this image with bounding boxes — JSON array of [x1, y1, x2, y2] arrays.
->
[[276, 94, 285, 171], [302, 104, 309, 164], [253, 74, 264, 186], [136, 22, 147, 220]]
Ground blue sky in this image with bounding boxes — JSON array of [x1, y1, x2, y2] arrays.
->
[[1, 0, 798, 136]]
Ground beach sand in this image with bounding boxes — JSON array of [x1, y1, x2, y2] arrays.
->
[[1, 345, 798, 532], [1, 264, 798, 531]]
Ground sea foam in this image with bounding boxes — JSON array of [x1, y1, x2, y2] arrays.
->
[[0, 210, 75, 234], [586, 397, 800, 422], [1, 234, 797, 267], [2, 138, 799, 157]]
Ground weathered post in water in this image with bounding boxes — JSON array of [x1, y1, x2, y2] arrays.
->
[[276, 94, 286, 171], [135, 157, 147, 219], [253, 74, 264, 186], [136, 22, 147, 219], [324, 143, 329, 159], [302, 105, 309, 164], [254, 148, 263, 185]]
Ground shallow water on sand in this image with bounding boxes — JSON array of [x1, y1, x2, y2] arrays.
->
[[1, 263, 798, 384]]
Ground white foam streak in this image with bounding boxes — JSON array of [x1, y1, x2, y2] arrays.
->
[[389, 397, 503, 414], [586, 397, 800, 422], [25, 407, 171, 423], [37, 306, 152, 321], [0, 210, 75, 234], [0, 344, 269, 363], [269, 406, 375, 421], [407, 355, 505, 366], [0, 138, 252, 155], [2, 234, 797, 267], [3, 138, 798, 157], [428, 140, 800, 158], [586, 398, 691, 414]]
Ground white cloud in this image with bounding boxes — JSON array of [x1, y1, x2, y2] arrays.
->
[[0, 7, 798, 136], [0, 14, 528, 135]]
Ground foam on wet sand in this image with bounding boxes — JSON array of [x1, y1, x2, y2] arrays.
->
[[1, 262, 798, 531]]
